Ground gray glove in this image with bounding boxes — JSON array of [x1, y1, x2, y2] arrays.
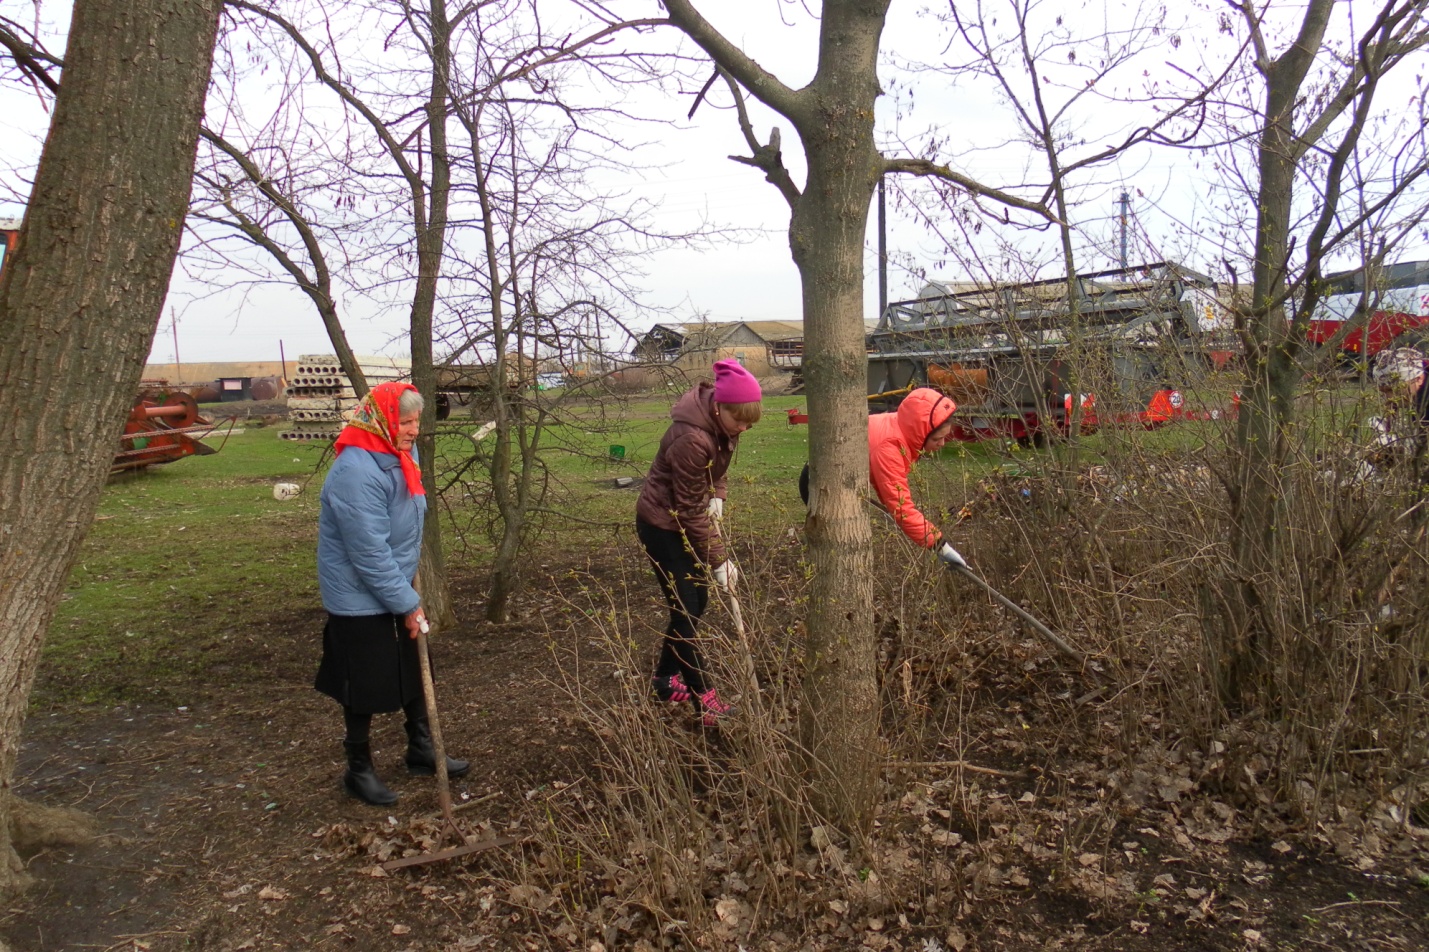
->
[[937, 542, 967, 568], [707, 496, 724, 521]]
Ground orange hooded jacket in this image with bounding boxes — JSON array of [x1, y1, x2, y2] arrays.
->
[[869, 388, 957, 549]]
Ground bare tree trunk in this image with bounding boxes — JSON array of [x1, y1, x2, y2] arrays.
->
[[0, 0, 221, 894], [1224, 136, 1299, 705], [665, 0, 890, 833], [483, 126, 517, 623], [791, 4, 888, 836], [1221, 0, 1334, 705], [412, 0, 455, 630]]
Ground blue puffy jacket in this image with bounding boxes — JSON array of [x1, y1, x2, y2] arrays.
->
[[317, 447, 427, 616]]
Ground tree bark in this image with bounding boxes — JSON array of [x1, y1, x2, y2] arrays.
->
[[0, 0, 222, 894], [789, 1, 889, 835], [412, 0, 455, 631], [1221, 0, 1334, 704]]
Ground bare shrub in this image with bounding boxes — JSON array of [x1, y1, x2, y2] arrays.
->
[[941, 374, 1429, 823], [486, 374, 1425, 945], [498, 525, 1150, 943]]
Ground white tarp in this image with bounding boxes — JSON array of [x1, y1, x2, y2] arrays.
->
[[1313, 284, 1429, 322]]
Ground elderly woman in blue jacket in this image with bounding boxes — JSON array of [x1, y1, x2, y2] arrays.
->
[[313, 382, 468, 806]]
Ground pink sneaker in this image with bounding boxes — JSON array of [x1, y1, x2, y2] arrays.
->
[[652, 672, 691, 705], [698, 688, 733, 727]]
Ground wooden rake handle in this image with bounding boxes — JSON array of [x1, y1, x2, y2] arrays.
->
[[415, 628, 454, 831]]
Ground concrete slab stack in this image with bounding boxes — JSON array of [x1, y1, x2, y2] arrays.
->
[[281, 354, 412, 441]]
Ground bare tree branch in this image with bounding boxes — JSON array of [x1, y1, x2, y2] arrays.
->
[[660, 0, 808, 123], [719, 67, 800, 208], [884, 157, 1060, 222]]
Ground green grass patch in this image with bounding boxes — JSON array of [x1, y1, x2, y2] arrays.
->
[[44, 431, 329, 707]]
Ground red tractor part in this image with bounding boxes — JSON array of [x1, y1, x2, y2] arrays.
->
[[113, 391, 229, 473]]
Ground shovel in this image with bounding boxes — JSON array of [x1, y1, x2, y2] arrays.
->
[[945, 561, 1087, 666], [863, 499, 1095, 676]]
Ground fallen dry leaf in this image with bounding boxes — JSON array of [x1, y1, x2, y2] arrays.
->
[[257, 886, 288, 902], [931, 829, 964, 847]]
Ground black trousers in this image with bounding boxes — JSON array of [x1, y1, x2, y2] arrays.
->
[[637, 520, 710, 696]]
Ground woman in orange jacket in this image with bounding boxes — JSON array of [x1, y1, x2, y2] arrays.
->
[[801, 387, 967, 566]]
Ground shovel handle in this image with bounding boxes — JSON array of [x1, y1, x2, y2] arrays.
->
[[949, 563, 1088, 666]]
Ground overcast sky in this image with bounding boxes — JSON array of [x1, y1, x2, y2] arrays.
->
[[3, 0, 1425, 367]]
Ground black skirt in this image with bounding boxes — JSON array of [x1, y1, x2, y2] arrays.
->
[[313, 612, 424, 714]]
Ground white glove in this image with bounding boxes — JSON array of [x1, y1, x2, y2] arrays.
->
[[937, 542, 967, 568], [711, 560, 739, 591], [706, 496, 724, 521]]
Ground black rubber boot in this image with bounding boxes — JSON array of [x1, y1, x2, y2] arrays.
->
[[342, 740, 398, 806], [404, 719, 470, 778]]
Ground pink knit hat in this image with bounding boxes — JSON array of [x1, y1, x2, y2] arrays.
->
[[712, 359, 762, 404]]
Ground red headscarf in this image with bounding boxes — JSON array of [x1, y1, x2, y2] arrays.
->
[[334, 381, 426, 496]]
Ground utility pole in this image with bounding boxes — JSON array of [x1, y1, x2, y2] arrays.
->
[[1118, 190, 1130, 269], [171, 307, 182, 383], [877, 177, 888, 318]]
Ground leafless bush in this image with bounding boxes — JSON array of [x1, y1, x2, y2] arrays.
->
[[940, 374, 1429, 824], [496, 526, 1161, 944], [483, 373, 1425, 946]]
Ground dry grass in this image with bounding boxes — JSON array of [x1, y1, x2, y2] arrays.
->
[[484, 380, 1429, 948]]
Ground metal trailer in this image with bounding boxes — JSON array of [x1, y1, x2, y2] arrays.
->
[[866, 261, 1226, 443]]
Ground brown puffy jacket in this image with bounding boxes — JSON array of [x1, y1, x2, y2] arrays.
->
[[635, 381, 734, 566]]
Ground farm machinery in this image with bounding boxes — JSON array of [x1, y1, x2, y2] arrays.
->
[[1305, 258, 1429, 361], [113, 386, 230, 473], [864, 262, 1231, 443]]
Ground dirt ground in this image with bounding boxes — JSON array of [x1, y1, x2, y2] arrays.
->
[[4, 546, 1428, 951]]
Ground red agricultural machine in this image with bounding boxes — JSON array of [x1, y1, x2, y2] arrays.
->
[[1305, 258, 1429, 361], [113, 386, 232, 473], [2, 223, 233, 473], [0, 217, 19, 279]]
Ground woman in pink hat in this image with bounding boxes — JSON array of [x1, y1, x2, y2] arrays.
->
[[635, 359, 763, 726]]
